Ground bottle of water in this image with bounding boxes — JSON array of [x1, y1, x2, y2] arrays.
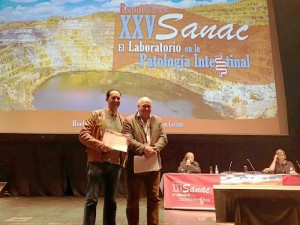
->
[[289, 166, 295, 174], [215, 165, 219, 174], [209, 166, 213, 174]]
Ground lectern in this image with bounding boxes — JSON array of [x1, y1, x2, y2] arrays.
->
[[213, 185, 300, 225]]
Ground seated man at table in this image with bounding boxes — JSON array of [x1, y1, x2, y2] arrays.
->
[[177, 152, 201, 173], [263, 149, 297, 174]]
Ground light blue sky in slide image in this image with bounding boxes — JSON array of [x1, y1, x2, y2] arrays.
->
[[0, 0, 238, 21]]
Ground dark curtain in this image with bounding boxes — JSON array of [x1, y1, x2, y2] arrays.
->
[[0, 139, 129, 197], [0, 141, 86, 196]]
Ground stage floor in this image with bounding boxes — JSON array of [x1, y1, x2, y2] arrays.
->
[[0, 197, 232, 225]]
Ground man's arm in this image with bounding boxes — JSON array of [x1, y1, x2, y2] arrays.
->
[[152, 119, 168, 152], [124, 117, 146, 155], [268, 154, 278, 172], [79, 111, 111, 152], [287, 161, 297, 174], [178, 161, 187, 173], [190, 162, 201, 173]]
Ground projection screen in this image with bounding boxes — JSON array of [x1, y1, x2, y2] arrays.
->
[[0, 0, 288, 135]]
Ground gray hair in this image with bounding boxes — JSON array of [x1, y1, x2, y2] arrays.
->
[[137, 97, 152, 106]]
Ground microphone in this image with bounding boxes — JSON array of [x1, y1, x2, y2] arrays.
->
[[220, 161, 233, 174], [247, 158, 257, 174], [296, 160, 300, 170], [228, 161, 233, 174]]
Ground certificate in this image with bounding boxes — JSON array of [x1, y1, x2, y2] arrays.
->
[[102, 129, 128, 152], [134, 155, 161, 173]]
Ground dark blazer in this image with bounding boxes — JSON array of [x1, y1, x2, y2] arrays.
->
[[177, 160, 201, 173], [124, 112, 168, 172]]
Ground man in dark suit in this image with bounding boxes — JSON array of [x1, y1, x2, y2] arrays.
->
[[124, 96, 168, 225]]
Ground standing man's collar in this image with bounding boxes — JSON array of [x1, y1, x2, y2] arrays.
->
[[106, 107, 119, 117]]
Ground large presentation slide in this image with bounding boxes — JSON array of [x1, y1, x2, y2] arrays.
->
[[0, 0, 288, 135]]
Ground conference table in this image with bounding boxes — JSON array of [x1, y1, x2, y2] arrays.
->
[[161, 173, 300, 210], [213, 184, 300, 224]]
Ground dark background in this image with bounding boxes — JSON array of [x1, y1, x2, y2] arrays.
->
[[0, 0, 299, 196]]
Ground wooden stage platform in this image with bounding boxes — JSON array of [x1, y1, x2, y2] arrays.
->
[[0, 196, 231, 225]]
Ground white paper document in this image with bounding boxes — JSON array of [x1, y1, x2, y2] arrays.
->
[[102, 129, 127, 152], [134, 155, 161, 173]]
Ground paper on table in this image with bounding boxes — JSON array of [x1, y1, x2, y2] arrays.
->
[[134, 154, 161, 173], [102, 129, 127, 152]]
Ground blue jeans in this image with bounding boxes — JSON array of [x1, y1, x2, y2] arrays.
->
[[83, 162, 121, 225]]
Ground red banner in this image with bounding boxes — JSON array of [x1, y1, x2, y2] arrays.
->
[[163, 173, 220, 210], [162, 173, 300, 210], [282, 175, 300, 186]]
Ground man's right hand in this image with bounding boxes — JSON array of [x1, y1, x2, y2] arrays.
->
[[143, 146, 157, 158]]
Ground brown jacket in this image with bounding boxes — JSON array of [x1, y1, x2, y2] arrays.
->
[[124, 112, 168, 172], [79, 108, 125, 164]]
